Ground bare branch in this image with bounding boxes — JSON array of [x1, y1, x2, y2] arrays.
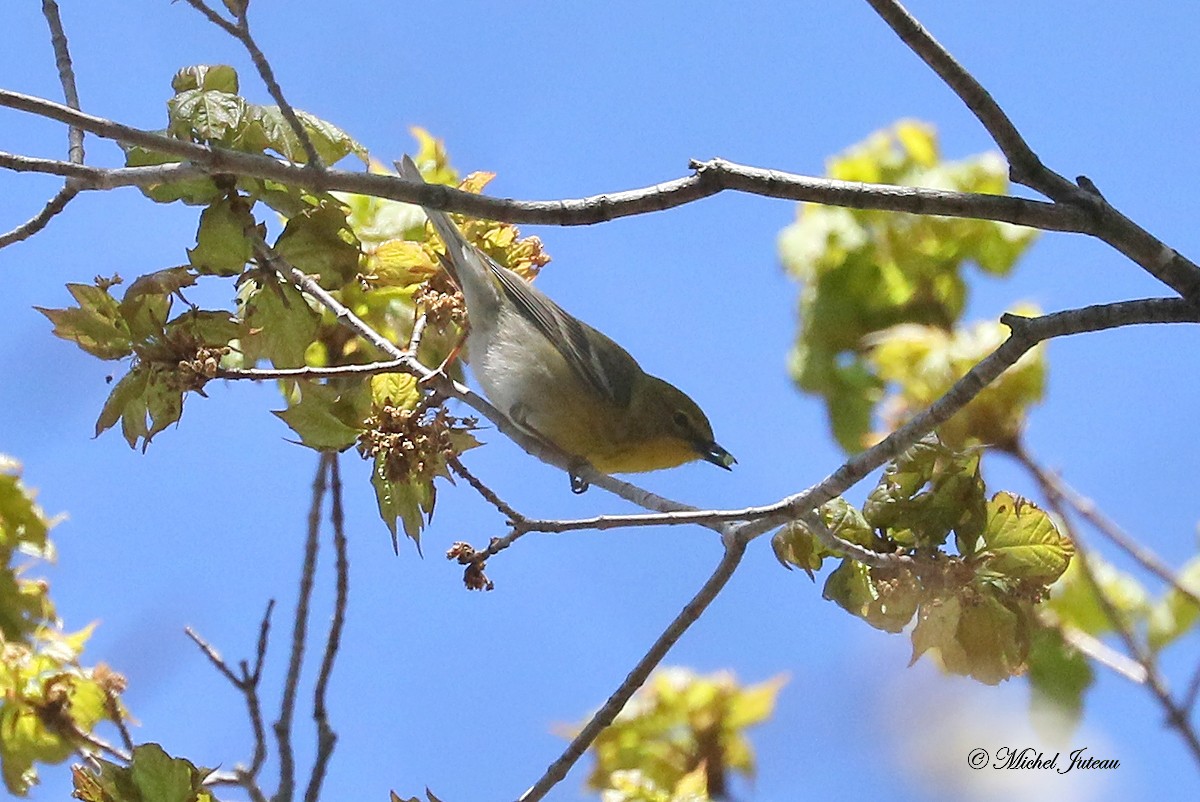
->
[[0, 185, 80, 249], [0, 91, 1094, 233], [186, 601, 275, 802], [688, 158, 1089, 232], [864, 0, 1200, 302], [448, 456, 527, 525], [1070, 539, 1200, 762], [863, 0, 1062, 193], [275, 455, 329, 802], [517, 539, 748, 802], [42, 0, 83, 162], [306, 453, 345, 802], [1026, 468, 1200, 762], [733, 298, 1200, 544], [0, 2, 85, 249]]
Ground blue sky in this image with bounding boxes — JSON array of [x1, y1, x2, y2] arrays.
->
[[3, 2, 1199, 800]]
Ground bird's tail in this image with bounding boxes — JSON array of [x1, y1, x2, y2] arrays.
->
[[397, 155, 474, 287]]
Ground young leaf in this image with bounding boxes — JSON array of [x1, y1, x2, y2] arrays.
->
[[977, 492, 1073, 582], [187, 197, 253, 277], [273, 382, 367, 451], [36, 283, 133, 360]]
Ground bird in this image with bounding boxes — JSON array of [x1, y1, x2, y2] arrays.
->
[[398, 155, 734, 485]]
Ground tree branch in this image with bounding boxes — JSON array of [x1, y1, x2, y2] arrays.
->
[[863, 0, 1200, 302], [274, 455, 329, 802], [516, 539, 748, 802], [0, 90, 1094, 233], [185, 599, 274, 802], [0, 2, 84, 249], [306, 453, 346, 802]]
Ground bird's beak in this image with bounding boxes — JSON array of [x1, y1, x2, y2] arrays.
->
[[699, 441, 736, 470]]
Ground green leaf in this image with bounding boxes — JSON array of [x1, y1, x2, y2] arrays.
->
[[168, 88, 248, 143], [725, 675, 787, 730], [819, 495, 876, 548], [240, 106, 368, 165], [273, 382, 366, 451], [370, 373, 421, 410], [0, 457, 53, 555], [954, 585, 1028, 684], [1147, 556, 1200, 651], [1027, 625, 1093, 725], [130, 743, 197, 802], [863, 438, 987, 551], [771, 523, 823, 578], [273, 202, 361, 287], [370, 453, 433, 553], [171, 64, 239, 94], [977, 491, 1073, 582], [238, 280, 320, 368], [96, 370, 150, 444], [36, 283, 132, 360], [912, 586, 1030, 685], [119, 268, 196, 342], [781, 121, 1039, 453], [868, 316, 1046, 448], [823, 559, 918, 633], [187, 197, 253, 277], [95, 368, 185, 452]]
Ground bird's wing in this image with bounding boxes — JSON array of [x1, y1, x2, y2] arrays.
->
[[488, 262, 636, 408], [399, 155, 636, 408]]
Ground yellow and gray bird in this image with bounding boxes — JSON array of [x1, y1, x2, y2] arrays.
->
[[398, 155, 734, 479]]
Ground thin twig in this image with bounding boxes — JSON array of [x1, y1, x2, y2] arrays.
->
[[69, 726, 131, 764], [516, 539, 747, 802], [215, 359, 410, 381], [0, 2, 84, 249], [185, 625, 243, 686], [797, 510, 914, 569], [1072, 539, 1200, 763], [245, 601, 275, 787], [306, 453, 345, 802], [408, 312, 429, 354], [180, 0, 324, 167], [1027, 468, 1200, 763], [275, 455, 329, 802], [448, 455, 527, 524], [1053, 621, 1147, 685], [1011, 444, 1200, 608], [1185, 665, 1200, 715], [185, 600, 274, 802], [0, 184, 81, 249]]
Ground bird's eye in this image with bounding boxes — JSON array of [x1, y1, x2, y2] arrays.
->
[[672, 410, 690, 431]]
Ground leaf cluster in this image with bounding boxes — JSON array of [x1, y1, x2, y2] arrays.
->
[[37, 67, 548, 549], [0, 458, 126, 796], [774, 438, 1074, 685], [581, 669, 785, 802], [779, 120, 1040, 452], [72, 743, 217, 802]]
